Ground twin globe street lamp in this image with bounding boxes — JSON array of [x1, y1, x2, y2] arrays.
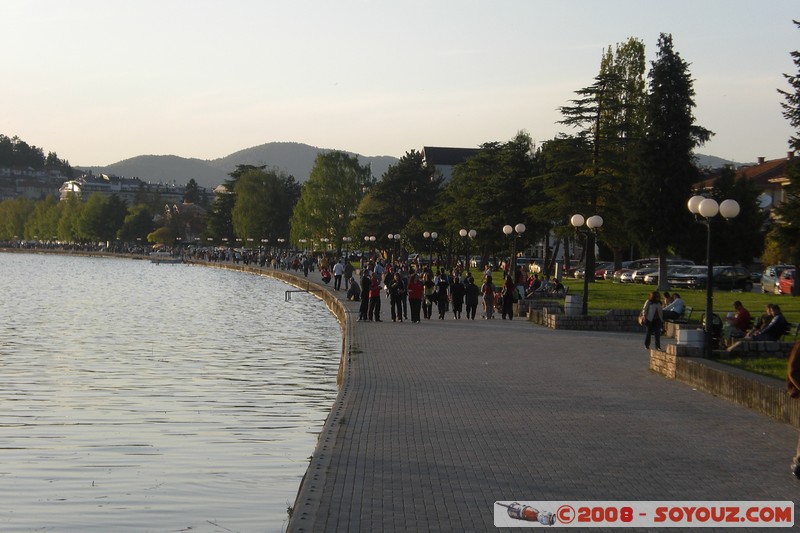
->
[[423, 231, 438, 268], [687, 195, 740, 358], [570, 214, 604, 316], [388, 233, 400, 263], [502, 224, 526, 286], [364, 235, 376, 259], [459, 228, 477, 273]]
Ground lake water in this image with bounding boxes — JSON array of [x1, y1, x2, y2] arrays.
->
[[0, 253, 341, 533]]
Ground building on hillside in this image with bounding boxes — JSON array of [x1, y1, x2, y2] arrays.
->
[[59, 172, 207, 205], [422, 146, 481, 182], [0, 165, 68, 201], [697, 152, 795, 210]]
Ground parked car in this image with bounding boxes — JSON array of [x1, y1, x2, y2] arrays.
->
[[668, 266, 709, 289], [593, 262, 614, 280], [632, 267, 658, 283], [667, 265, 753, 291], [714, 266, 754, 291], [777, 268, 796, 295], [760, 264, 794, 294], [643, 265, 694, 285], [619, 270, 636, 283], [613, 267, 634, 282]]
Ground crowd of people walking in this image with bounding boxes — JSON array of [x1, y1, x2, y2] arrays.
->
[[351, 257, 515, 323]]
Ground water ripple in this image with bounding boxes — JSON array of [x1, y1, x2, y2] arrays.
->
[[0, 253, 340, 532]]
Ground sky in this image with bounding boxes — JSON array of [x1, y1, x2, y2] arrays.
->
[[2, 0, 798, 166]]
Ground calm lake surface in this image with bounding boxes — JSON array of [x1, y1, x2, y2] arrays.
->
[[0, 253, 341, 533]]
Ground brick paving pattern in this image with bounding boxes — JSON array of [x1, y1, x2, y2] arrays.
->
[[286, 270, 799, 532]]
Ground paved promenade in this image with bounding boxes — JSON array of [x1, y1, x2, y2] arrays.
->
[[286, 268, 798, 532]]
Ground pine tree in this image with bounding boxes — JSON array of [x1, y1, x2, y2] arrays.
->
[[774, 20, 800, 295], [632, 33, 712, 289]]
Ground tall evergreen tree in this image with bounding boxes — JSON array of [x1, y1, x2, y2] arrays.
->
[[775, 19, 800, 295], [350, 149, 442, 249], [558, 38, 647, 273], [632, 33, 712, 289]]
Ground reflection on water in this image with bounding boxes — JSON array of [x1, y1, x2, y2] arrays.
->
[[0, 253, 340, 532]]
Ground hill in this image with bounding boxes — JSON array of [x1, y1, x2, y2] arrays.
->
[[79, 142, 400, 189], [76, 144, 744, 191]]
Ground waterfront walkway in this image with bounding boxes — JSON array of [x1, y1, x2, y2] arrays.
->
[[284, 269, 798, 532]]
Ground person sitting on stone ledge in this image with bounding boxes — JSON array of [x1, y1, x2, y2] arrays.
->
[[746, 303, 788, 341], [722, 300, 751, 345], [662, 292, 685, 321]]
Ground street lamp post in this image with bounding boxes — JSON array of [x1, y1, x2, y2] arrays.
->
[[502, 223, 526, 282], [364, 235, 376, 260], [570, 214, 604, 316], [342, 236, 352, 260], [388, 233, 400, 263], [277, 238, 286, 267], [687, 195, 740, 358], [423, 231, 438, 269], [459, 228, 477, 273]]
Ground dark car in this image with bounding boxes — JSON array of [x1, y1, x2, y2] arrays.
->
[[668, 265, 753, 291], [667, 266, 708, 289]]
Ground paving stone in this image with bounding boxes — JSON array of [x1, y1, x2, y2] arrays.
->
[[284, 268, 800, 532]]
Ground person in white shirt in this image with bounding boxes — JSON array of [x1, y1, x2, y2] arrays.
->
[[662, 292, 685, 321], [332, 259, 345, 291]]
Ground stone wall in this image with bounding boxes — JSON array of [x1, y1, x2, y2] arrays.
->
[[649, 344, 800, 428], [527, 306, 644, 333]]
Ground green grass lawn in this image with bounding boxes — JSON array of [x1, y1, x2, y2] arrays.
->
[[555, 278, 799, 381], [714, 356, 788, 381], [558, 278, 800, 327]]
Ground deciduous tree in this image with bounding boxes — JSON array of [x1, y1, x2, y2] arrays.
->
[[290, 152, 373, 252]]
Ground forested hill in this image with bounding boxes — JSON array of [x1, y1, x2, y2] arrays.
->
[[0, 134, 72, 174], [79, 142, 400, 189]]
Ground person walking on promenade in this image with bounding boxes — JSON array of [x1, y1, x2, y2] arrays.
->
[[501, 274, 516, 320], [423, 272, 436, 320], [787, 341, 800, 479], [399, 266, 409, 320], [368, 271, 383, 322], [464, 274, 479, 320], [388, 272, 405, 322], [344, 259, 354, 291], [333, 258, 345, 291], [407, 272, 424, 323], [481, 275, 495, 319], [434, 269, 450, 320], [358, 270, 371, 321], [642, 291, 664, 350], [450, 275, 465, 319]]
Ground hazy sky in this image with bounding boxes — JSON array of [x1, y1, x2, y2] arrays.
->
[[3, 0, 797, 166]]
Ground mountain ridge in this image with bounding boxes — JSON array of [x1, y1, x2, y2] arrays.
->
[[78, 142, 401, 189], [76, 142, 744, 190]]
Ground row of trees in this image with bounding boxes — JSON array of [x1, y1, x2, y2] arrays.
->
[[1, 29, 798, 296], [288, 34, 774, 282]]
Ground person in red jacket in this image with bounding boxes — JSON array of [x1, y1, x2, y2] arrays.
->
[[406, 272, 424, 323]]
